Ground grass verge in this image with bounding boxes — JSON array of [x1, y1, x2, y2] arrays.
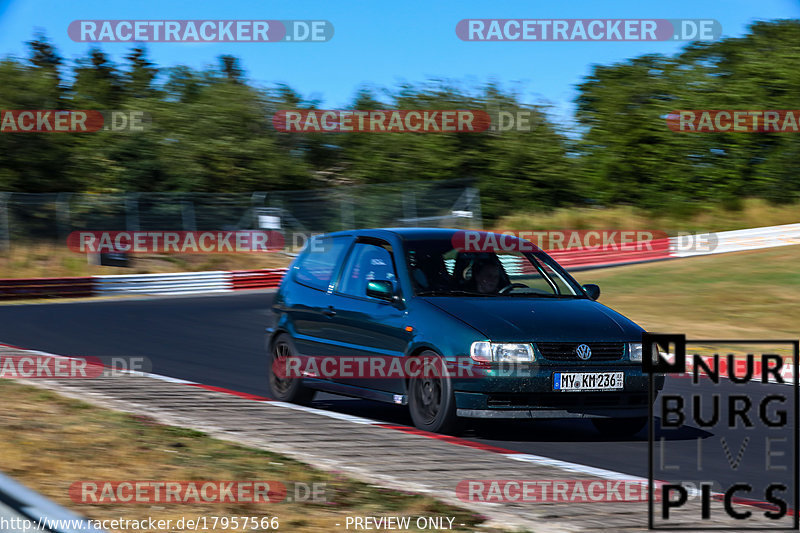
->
[[0, 380, 496, 533], [495, 198, 800, 234], [573, 245, 800, 339]]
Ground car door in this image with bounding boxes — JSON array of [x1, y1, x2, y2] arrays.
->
[[326, 238, 411, 394], [285, 235, 353, 359]]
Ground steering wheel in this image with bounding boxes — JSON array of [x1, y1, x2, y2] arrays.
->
[[499, 283, 529, 294]]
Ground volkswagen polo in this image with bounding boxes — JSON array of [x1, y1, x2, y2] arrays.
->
[[266, 228, 664, 435]]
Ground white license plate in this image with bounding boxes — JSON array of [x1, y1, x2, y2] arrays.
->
[[553, 372, 624, 391]]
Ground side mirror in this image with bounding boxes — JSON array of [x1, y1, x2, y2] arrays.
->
[[582, 284, 600, 300], [366, 280, 397, 302]]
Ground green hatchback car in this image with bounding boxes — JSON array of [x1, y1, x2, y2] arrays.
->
[[267, 228, 663, 435]]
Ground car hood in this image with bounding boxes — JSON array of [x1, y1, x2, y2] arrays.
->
[[422, 297, 644, 341]]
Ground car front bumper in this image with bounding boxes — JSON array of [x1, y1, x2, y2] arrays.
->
[[452, 365, 664, 419]]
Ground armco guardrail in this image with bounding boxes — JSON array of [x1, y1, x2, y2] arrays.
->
[[0, 277, 94, 300], [95, 271, 232, 295], [231, 268, 289, 290], [550, 237, 671, 270], [0, 222, 797, 300], [670, 222, 800, 258], [0, 268, 288, 300]]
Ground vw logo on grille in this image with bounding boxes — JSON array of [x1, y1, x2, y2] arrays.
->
[[575, 344, 592, 360]]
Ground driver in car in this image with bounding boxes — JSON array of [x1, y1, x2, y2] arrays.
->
[[472, 258, 503, 294]]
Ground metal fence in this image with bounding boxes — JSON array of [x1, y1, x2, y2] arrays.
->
[[0, 180, 482, 249]]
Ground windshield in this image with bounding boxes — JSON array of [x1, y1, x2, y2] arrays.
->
[[404, 236, 585, 297]]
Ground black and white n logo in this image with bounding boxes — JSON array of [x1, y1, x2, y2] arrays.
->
[[642, 333, 686, 374]]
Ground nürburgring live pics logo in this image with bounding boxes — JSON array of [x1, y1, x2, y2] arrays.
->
[[644, 333, 798, 530]]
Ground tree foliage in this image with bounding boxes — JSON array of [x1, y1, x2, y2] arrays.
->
[[1, 20, 799, 220]]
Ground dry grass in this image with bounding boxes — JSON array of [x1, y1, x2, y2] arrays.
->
[[494, 198, 800, 234], [0, 381, 492, 533], [573, 245, 800, 340], [0, 243, 293, 279]]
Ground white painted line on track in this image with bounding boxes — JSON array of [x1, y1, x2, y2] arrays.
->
[[269, 401, 382, 425], [506, 453, 648, 481]]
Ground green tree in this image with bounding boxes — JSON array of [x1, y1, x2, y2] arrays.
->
[[125, 47, 158, 99]]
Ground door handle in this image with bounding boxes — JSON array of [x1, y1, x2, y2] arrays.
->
[[323, 306, 337, 318]]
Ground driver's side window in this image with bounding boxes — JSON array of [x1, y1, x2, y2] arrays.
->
[[338, 242, 397, 298]]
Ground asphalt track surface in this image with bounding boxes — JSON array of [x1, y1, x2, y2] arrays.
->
[[1, 292, 796, 512]]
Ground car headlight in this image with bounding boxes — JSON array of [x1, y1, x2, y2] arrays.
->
[[471, 341, 535, 363], [629, 343, 643, 362]]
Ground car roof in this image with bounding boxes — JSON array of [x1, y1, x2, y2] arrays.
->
[[322, 227, 462, 240], [319, 228, 544, 251]]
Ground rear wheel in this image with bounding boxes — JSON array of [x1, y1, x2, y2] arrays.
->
[[267, 334, 315, 404], [408, 351, 458, 434], [592, 416, 647, 437]]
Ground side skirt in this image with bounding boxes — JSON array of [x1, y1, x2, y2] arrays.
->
[[305, 379, 408, 406]]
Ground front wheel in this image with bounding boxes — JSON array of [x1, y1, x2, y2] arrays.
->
[[591, 416, 647, 437], [267, 334, 315, 404], [408, 351, 458, 434]]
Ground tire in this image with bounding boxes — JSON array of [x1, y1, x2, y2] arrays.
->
[[592, 416, 647, 437], [408, 351, 458, 434], [267, 333, 315, 405]]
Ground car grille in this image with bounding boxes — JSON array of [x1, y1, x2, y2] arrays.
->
[[487, 392, 648, 409], [536, 342, 625, 362]]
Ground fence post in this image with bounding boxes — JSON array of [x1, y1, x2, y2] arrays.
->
[[402, 190, 418, 226], [181, 200, 197, 231], [125, 193, 140, 231], [466, 187, 483, 229], [56, 192, 71, 242], [0, 192, 9, 250], [340, 193, 355, 231]]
